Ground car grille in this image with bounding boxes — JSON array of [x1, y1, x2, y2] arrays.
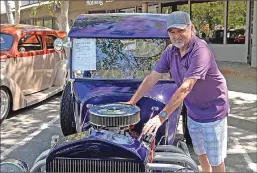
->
[[47, 158, 142, 172]]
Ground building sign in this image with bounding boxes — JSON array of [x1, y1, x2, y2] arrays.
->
[[86, 0, 114, 6]]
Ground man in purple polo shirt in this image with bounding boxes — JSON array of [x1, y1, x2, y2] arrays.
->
[[126, 11, 229, 172]]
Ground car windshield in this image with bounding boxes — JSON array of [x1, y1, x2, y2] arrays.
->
[[71, 38, 170, 79], [0, 33, 14, 51]]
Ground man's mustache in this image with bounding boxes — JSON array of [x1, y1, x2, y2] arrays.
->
[[172, 37, 184, 42]]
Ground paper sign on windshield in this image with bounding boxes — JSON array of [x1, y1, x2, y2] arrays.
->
[[72, 38, 96, 71]]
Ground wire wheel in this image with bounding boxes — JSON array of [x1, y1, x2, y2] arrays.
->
[[0, 87, 11, 123]]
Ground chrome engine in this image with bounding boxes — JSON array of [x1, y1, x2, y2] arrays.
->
[[89, 103, 140, 129]]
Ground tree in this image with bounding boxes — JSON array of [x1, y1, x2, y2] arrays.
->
[[191, 2, 224, 36], [31, 1, 70, 34], [172, 1, 247, 36], [4, 0, 14, 24], [15, 1, 20, 25], [53, 1, 70, 34], [227, 1, 246, 29]]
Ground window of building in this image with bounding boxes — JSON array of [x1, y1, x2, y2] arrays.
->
[[227, 0, 247, 44], [29, 0, 39, 5], [32, 18, 56, 29], [34, 18, 44, 27], [190, 2, 225, 44], [89, 10, 106, 14], [148, 5, 158, 13], [20, 20, 31, 25], [44, 18, 53, 29], [106, 10, 116, 13], [118, 8, 136, 13], [52, 18, 59, 30], [175, 1, 247, 45]]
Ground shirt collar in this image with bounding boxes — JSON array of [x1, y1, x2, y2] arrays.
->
[[186, 35, 197, 54]]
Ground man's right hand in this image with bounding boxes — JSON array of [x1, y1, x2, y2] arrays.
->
[[120, 100, 135, 105], [122, 71, 162, 106]]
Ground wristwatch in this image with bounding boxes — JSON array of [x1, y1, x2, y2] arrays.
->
[[160, 111, 168, 119]]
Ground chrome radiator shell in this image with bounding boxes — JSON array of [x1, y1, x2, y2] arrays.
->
[[47, 158, 142, 172]]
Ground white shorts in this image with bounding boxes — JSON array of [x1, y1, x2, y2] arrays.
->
[[187, 116, 228, 166]]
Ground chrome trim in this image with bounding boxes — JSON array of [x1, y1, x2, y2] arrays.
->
[[0, 160, 29, 172], [0, 89, 9, 119], [153, 152, 199, 172], [30, 159, 46, 172], [146, 163, 185, 172], [48, 158, 141, 172], [155, 145, 186, 155], [89, 103, 140, 127], [33, 149, 51, 165]]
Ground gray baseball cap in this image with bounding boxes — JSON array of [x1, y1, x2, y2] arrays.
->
[[166, 11, 192, 31]]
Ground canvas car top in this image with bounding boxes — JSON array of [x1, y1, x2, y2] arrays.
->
[[69, 13, 170, 39], [0, 24, 66, 38]]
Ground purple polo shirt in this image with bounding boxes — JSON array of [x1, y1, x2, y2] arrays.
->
[[154, 36, 230, 123]]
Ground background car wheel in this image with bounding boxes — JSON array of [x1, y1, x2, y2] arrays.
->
[[0, 87, 11, 124], [60, 82, 77, 136], [181, 105, 192, 146]]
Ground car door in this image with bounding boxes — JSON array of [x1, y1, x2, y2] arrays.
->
[[43, 34, 63, 88], [17, 33, 45, 95], [0, 32, 29, 91]]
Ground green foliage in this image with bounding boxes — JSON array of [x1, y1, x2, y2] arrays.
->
[[227, 1, 247, 29], [30, 7, 38, 17], [164, 1, 246, 36], [191, 2, 225, 36], [30, 0, 62, 18]]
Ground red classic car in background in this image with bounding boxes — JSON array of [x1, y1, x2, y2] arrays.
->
[[0, 24, 68, 123]]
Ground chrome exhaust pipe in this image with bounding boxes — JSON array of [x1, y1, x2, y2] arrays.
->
[[155, 145, 187, 155], [177, 140, 191, 157], [30, 159, 46, 172], [33, 149, 51, 165], [146, 163, 185, 172], [154, 152, 199, 171]]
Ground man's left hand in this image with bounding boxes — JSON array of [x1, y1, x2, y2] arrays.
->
[[142, 115, 163, 135]]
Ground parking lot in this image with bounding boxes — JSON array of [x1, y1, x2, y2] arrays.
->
[[0, 61, 256, 172]]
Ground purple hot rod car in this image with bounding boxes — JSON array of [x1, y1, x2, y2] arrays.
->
[[0, 13, 198, 172]]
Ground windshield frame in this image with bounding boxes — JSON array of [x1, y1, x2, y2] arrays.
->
[[0, 32, 14, 51]]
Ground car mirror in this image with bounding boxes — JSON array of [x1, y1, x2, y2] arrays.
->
[[54, 38, 72, 52], [54, 38, 64, 52]]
